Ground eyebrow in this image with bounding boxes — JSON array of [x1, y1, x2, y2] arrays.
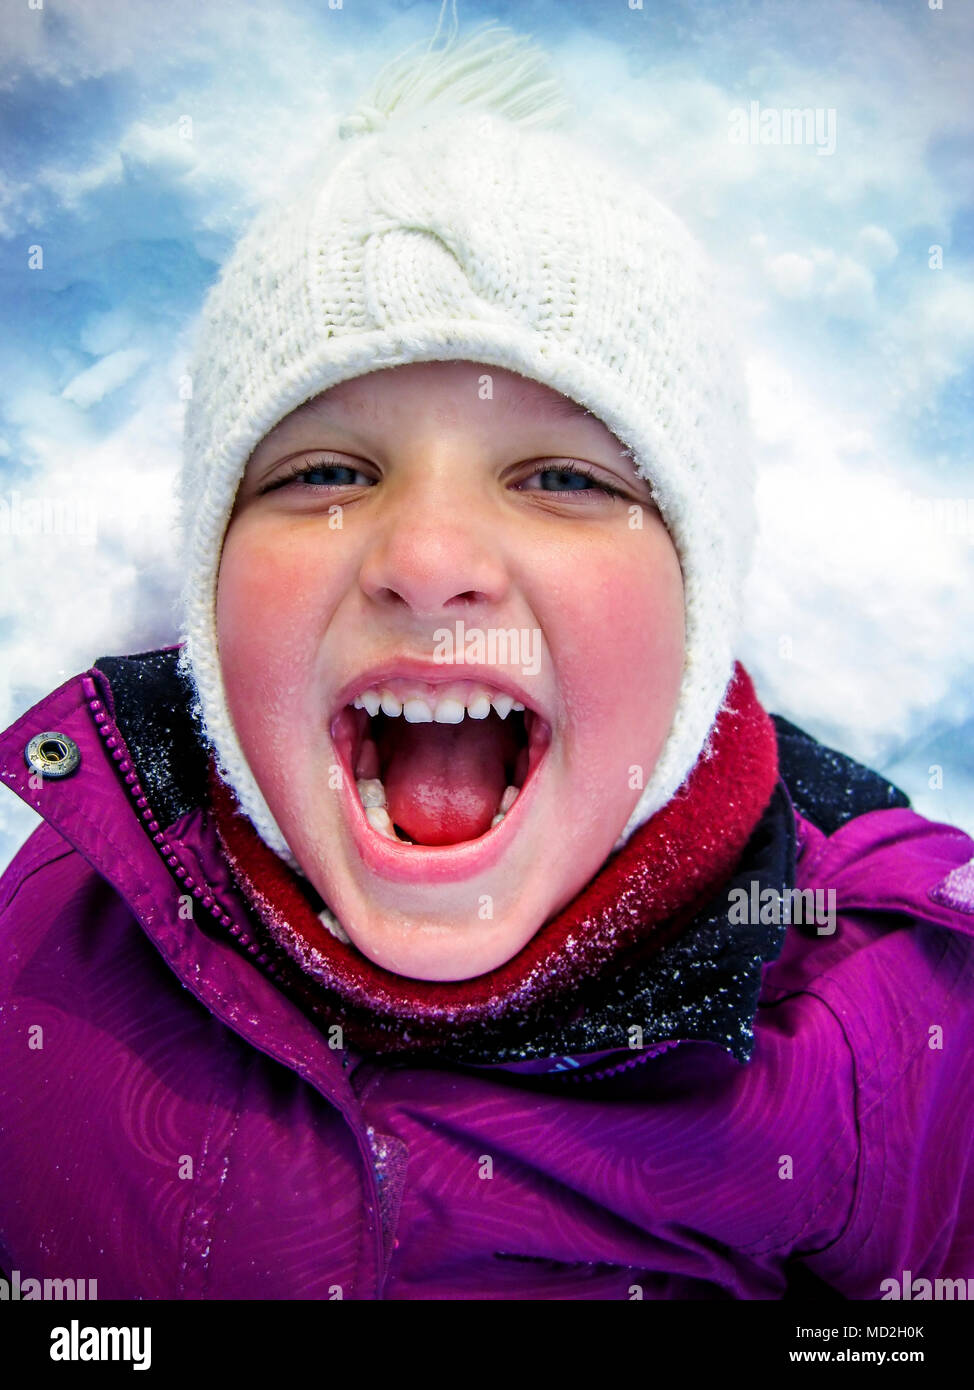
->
[[531, 392, 637, 454], [555, 398, 595, 420], [294, 395, 337, 421], [526, 392, 596, 423]]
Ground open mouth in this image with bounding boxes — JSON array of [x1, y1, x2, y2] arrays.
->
[[330, 680, 551, 850]]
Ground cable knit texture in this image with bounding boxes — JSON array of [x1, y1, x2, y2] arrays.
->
[[209, 662, 778, 1053], [177, 23, 755, 868]]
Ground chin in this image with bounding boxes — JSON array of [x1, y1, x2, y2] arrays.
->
[[334, 889, 542, 982]]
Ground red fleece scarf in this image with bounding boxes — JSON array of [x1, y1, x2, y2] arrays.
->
[[209, 662, 779, 1053]]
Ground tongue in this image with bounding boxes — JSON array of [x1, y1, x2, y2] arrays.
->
[[380, 716, 515, 846]]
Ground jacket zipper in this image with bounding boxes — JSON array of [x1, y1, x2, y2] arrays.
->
[[83, 675, 297, 981], [558, 1038, 684, 1083]]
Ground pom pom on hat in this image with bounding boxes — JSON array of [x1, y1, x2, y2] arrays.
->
[[336, 18, 573, 139], [177, 16, 755, 874]]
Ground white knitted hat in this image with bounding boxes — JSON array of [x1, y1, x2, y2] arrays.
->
[[177, 21, 755, 871]]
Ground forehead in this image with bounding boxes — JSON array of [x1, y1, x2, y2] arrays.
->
[[278, 364, 602, 429], [246, 361, 644, 479]]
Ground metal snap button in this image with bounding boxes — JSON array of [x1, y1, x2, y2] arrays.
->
[[24, 731, 81, 779]]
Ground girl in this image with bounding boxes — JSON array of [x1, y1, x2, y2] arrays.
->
[[1, 21, 973, 1302]]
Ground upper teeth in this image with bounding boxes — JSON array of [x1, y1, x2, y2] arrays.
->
[[352, 687, 525, 723]]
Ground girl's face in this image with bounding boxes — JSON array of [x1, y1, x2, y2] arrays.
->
[[217, 361, 685, 981]]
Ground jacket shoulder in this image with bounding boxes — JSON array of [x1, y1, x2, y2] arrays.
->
[[759, 727, 974, 1295], [769, 710, 974, 959]]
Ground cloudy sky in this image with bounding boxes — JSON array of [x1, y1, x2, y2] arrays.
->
[[1, 0, 972, 867]]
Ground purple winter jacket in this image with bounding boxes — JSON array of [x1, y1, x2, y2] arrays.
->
[[1, 645, 973, 1301]]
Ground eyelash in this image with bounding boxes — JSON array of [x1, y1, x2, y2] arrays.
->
[[261, 456, 373, 494], [519, 460, 626, 499], [261, 455, 627, 499]]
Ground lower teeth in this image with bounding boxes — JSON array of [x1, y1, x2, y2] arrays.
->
[[357, 778, 386, 809], [490, 786, 521, 829], [356, 777, 520, 842], [364, 803, 399, 839]]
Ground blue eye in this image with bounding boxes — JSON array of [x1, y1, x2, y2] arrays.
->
[[521, 462, 624, 498], [538, 468, 596, 491], [262, 457, 374, 492], [301, 464, 368, 486], [260, 456, 625, 500]]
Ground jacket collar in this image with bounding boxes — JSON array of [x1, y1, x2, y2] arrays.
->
[[208, 661, 785, 1065]]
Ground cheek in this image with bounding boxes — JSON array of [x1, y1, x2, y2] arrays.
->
[[549, 522, 685, 780], [216, 521, 329, 732], [565, 540, 683, 661]]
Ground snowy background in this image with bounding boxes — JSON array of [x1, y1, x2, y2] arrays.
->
[[1, 0, 972, 868]]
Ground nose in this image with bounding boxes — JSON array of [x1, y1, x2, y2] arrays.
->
[[357, 471, 510, 618]]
